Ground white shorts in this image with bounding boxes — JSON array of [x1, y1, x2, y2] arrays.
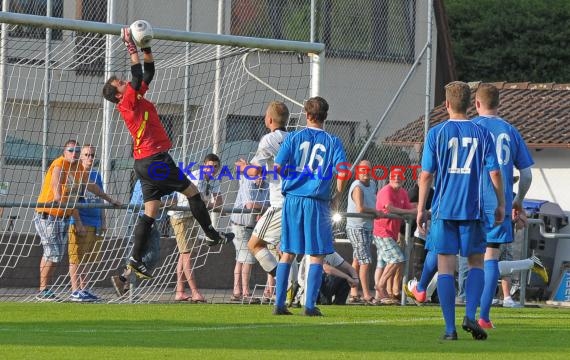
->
[[252, 207, 282, 246], [231, 224, 256, 264]]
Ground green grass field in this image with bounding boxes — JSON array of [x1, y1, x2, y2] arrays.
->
[[1, 303, 569, 359]]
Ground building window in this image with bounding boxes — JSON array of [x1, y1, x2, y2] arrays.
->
[[75, 0, 107, 76], [3, 0, 63, 40], [159, 114, 182, 143], [226, 115, 266, 142], [231, 0, 415, 63]]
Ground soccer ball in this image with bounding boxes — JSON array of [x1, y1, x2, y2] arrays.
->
[[129, 20, 153, 47]]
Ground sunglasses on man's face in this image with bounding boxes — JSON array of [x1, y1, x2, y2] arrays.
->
[[66, 147, 81, 153]]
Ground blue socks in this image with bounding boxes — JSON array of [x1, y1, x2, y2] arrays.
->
[[418, 250, 437, 292], [437, 273, 456, 335], [465, 267, 485, 320], [479, 260, 499, 321], [306, 263, 324, 310], [275, 262, 292, 308]]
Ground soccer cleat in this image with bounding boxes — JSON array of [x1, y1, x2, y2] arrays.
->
[[404, 278, 416, 296], [205, 230, 235, 246], [462, 316, 488, 340], [502, 297, 523, 308], [530, 255, 549, 283], [404, 278, 426, 303], [441, 331, 458, 340], [273, 306, 293, 315], [303, 307, 323, 317], [128, 257, 153, 279], [478, 318, 496, 329], [111, 275, 128, 297], [36, 288, 59, 302], [509, 281, 520, 296]]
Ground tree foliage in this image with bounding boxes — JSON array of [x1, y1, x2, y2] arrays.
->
[[445, 0, 570, 82]]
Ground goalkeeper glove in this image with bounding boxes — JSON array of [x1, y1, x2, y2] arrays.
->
[[121, 27, 138, 55]]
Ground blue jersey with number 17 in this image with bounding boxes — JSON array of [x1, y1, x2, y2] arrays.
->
[[275, 127, 347, 201], [472, 115, 534, 215], [421, 119, 499, 220]]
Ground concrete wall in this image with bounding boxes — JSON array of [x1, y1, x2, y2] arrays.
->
[[0, 232, 359, 291]]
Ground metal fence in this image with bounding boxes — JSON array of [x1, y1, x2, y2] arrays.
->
[[0, 0, 434, 303]]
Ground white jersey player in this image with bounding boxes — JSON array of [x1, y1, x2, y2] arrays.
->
[[235, 101, 290, 277]]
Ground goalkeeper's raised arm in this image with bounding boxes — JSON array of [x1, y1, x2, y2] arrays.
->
[[122, 26, 154, 90]]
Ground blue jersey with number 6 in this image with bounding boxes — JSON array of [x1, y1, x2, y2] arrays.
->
[[472, 115, 534, 215], [275, 127, 347, 200], [421, 119, 499, 220]]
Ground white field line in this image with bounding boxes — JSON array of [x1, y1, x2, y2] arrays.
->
[[0, 313, 561, 334], [0, 317, 440, 334]]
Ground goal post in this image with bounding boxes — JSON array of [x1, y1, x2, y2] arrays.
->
[[0, 11, 323, 303]]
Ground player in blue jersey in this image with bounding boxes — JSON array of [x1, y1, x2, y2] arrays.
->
[[272, 96, 348, 316], [417, 81, 505, 340], [472, 83, 535, 329]]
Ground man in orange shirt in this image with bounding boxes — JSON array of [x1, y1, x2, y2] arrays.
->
[[34, 139, 119, 301]]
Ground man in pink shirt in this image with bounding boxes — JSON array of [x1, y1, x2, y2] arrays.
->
[[373, 170, 416, 304]]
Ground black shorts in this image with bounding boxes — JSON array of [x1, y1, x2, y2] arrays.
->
[[134, 152, 191, 202]]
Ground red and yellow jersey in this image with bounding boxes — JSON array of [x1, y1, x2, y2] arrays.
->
[[36, 157, 87, 217], [117, 82, 171, 159]]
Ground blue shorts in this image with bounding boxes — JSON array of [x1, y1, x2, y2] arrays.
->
[[281, 195, 334, 256], [428, 219, 485, 257], [482, 212, 513, 245]]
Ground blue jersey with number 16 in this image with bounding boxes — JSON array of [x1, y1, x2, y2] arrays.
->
[[472, 115, 534, 215], [422, 119, 499, 220], [275, 127, 347, 201]]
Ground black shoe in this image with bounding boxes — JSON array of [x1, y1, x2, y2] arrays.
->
[[273, 306, 293, 315], [303, 307, 323, 317], [205, 230, 235, 246], [462, 316, 487, 340], [127, 257, 153, 279], [441, 331, 458, 340]]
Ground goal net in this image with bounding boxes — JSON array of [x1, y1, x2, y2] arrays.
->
[[0, 13, 321, 303]]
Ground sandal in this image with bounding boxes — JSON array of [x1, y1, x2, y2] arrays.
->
[[175, 293, 192, 302], [379, 297, 398, 305], [190, 298, 207, 304], [229, 294, 242, 302], [362, 297, 376, 305], [348, 295, 364, 304]]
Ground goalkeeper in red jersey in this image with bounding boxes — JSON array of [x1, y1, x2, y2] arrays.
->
[[102, 27, 233, 279]]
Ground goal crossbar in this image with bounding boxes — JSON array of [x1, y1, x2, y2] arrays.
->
[[0, 11, 325, 54]]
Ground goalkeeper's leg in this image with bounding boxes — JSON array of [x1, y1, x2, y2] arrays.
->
[[181, 183, 234, 246]]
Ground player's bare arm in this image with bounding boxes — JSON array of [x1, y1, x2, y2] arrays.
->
[[416, 170, 433, 235], [489, 169, 505, 225]]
